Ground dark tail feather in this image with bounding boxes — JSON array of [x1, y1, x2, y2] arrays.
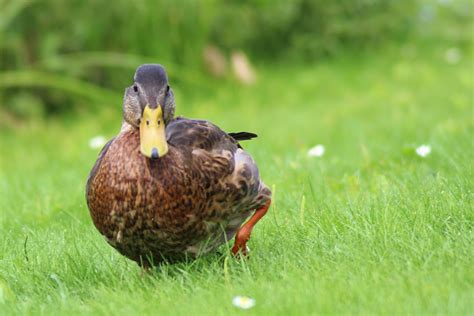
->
[[228, 132, 258, 141]]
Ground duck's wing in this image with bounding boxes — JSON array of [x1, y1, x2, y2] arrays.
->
[[166, 117, 242, 152], [166, 117, 269, 203], [166, 117, 271, 251], [166, 116, 270, 206]]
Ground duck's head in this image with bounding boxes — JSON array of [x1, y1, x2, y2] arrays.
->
[[123, 64, 175, 159]]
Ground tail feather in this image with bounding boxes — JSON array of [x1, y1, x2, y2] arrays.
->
[[228, 132, 258, 141]]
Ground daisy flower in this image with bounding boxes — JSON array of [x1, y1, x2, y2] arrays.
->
[[89, 135, 107, 149], [307, 144, 325, 157], [416, 145, 431, 157], [232, 296, 256, 309]]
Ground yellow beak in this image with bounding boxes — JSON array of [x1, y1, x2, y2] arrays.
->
[[139, 105, 168, 159]]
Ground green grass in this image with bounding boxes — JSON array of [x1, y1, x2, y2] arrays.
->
[[0, 47, 473, 315]]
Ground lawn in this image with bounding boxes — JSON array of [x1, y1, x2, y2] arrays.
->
[[0, 47, 472, 315]]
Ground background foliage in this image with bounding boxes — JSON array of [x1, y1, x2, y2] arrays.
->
[[0, 0, 471, 120]]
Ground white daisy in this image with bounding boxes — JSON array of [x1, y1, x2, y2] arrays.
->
[[416, 145, 431, 157], [232, 296, 256, 309], [89, 135, 107, 149], [307, 144, 325, 157]]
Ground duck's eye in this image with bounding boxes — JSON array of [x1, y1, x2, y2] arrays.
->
[[133, 85, 138, 93], [146, 120, 150, 126], [166, 85, 170, 93], [157, 119, 161, 126]]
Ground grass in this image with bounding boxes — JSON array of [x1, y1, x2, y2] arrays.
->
[[0, 46, 472, 315]]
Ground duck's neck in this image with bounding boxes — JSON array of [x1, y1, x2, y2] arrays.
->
[[120, 120, 136, 133]]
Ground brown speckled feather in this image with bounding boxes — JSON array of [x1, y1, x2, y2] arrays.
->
[[86, 118, 270, 266]]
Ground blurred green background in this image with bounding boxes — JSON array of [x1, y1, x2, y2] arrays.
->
[[0, 1, 473, 315], [0, 0, 471, 121]]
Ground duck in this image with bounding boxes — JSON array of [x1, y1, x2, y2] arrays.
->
[[86, 64, 272, 267]]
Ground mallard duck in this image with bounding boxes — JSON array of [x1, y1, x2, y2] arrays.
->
[[86, 64, 271, 267]]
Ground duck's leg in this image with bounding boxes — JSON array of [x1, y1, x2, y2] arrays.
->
[[232, 200, 271, 256]]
